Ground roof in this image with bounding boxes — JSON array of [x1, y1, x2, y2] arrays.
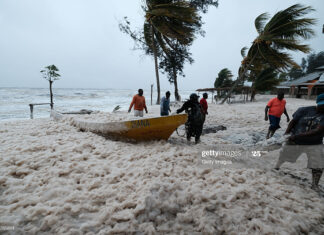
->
[[315, 65, 324, 71], [196, 88, 217, 92], [196, 86, 251, 92], [279, 71, 323, 87]]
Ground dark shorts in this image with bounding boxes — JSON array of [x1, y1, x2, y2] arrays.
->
[[269, 115, 281, 131]]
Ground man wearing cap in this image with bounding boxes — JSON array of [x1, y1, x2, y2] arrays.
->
[[265, 92, 290, 139], [177, 93, 204, 144], [275, 93, 324, 191]]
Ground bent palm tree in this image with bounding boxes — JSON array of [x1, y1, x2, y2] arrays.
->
[[221, 4, 316, 104], [214, 68, 233, 88], [144, 0, 201, 104], [249, 67, 279, 101]]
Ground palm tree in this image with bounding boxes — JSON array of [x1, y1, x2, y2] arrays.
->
[[40, 65, 61, 109], [220, 4, 316, 104], [214, 68, 234, 98], [143, 0, 201, 104], [214, 68, 233, 88], [250, 68, 279, 101]]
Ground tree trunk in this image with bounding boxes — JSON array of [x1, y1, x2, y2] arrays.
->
[[49, 80, 53, 109], [173, 66, 180, 101], [220, 54, 257, 104], [151, 26, 161, 105], [250, 84, 256, 102]]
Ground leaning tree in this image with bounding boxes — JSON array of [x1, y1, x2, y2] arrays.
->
[[40, 65, 61, 109], [120, 0, 218, 104], [220, 4, 316, 104], [141, 0, 202, 104]]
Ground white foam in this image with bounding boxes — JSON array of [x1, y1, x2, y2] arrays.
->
[[0, 95, 323, 233]]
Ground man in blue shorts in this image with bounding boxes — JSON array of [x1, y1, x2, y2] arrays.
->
[[265, 92, 290, 139]]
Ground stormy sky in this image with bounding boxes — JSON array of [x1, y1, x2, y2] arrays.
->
[[0, 0, 323, 91]]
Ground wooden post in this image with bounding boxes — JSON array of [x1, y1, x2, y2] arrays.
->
[[151, 84, 153, 106], [29, 104, 34, 119]]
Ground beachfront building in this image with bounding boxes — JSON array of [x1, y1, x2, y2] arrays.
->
[[277, 66, 324, 99], [196, 86, 252, 103]]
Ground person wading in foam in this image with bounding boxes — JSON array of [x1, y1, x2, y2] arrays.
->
[[200, 93, 208, 124], [265, 92, 290, 139], [128, 89, 148, 117], [177, 93, 204, 144], [275, 93, 324, 191], [160, 91, 171, 116]]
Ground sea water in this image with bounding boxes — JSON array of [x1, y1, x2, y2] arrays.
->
[[0, 87, 193, 121]]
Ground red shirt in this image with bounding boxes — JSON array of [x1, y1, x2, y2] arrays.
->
[[129, 94, 147, 111], [267, 97, 286, 118], [200, 98, 208, 114]]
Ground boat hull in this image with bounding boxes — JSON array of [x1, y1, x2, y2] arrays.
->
[[51, 111, 188, 141], [119, 114, 188, 141]]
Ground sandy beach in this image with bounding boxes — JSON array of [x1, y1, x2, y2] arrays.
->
[[0, 95, 323, 234]]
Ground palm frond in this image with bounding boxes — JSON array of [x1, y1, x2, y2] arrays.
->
[[264, 4, 316, 40], [254, 68, 279, 91], [255, 12, 270, 34], [240, 47, 248, 58]]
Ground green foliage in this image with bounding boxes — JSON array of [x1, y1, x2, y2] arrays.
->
[[214, 68, 234, 88], [306, 51, 324, 73], [119, 0, 218, 81], [188, 0, 218, 12], [221, 4, 316, 103], [254, 68, 280, 92], [159, 42, 193, 82], [281, 51, 324, 80], [144, 0, 202, 52], [40, 65, 61, 82], [287, 67, 304, 80], [247, 4, 316, 71]]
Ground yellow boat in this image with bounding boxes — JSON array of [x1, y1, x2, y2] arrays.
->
[[51, 111, 188, 141], [114, 114, 188, 141]]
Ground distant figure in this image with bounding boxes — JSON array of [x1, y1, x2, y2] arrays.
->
[[160, 91, 171, 116], [275, 94, 324, 191], [128, 89, 148, 117], [200, 93, 208, 123], [177, 93, 204, 144], [265, 92, 290, 139]]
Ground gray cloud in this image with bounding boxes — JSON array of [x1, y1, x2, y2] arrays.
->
[[0, 0, 323, 91]]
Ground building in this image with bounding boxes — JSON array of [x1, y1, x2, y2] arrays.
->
[[277, 66, 324, 99]]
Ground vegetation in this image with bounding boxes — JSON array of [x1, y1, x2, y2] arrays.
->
[[285, 51, 324, 80], [119, 0, 218, 103], [159, 43, 193, 101], [40, 65, 61, 109], [214, 68, 234, 88], [221, 4, 316, 104], [249, 68, 281, 100]]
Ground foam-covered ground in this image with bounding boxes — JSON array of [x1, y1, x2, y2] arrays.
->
[[0, 95, 323, 234]]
